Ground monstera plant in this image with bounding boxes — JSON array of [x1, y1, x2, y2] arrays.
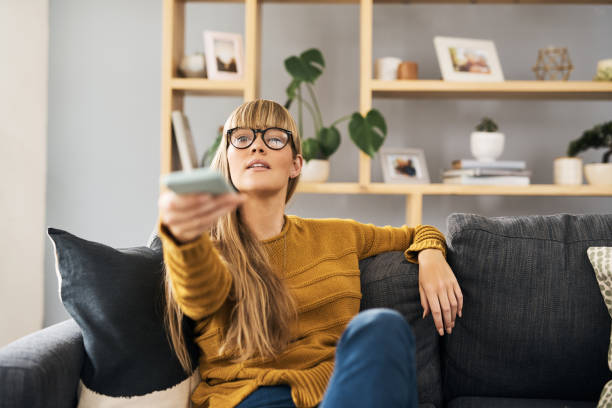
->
[[283, 48, 387, 181]]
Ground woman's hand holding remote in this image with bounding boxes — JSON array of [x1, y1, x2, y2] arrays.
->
[[158, 190, 245, 245]]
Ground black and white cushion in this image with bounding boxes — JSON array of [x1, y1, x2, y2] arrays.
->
[[48, 227, 201, 406]]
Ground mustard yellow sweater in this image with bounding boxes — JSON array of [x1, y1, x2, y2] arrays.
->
[[157, 214, 447, 408]]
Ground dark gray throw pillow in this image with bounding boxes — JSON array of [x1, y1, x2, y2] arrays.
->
[[47, 227, 200, 405], [443, 213, 612, 402], [360, 251, 442, 408]]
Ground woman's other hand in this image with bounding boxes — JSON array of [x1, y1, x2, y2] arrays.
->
[[417, 249, 463, 336], [158, 190, 245, 245]]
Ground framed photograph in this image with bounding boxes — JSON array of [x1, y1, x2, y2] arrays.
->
[[203, 30, 244, 80], [380, 148, 430, 184], [434, 36, 504, 82]]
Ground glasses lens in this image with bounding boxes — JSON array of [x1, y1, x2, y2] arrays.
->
[[231, 128, 254, 148], [264, 128, 289, 149]]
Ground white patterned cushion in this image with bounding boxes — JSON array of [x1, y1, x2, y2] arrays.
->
[[588, 246, 612, 408]]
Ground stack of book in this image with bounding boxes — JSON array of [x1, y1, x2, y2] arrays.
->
[[442, 159, 531, 185]]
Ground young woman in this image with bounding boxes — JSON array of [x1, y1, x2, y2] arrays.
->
[[157, 99, 463, 408]]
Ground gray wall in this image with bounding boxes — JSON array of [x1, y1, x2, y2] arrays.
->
[[44, 0, 612, 326]]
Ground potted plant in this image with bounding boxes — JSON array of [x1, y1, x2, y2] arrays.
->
[[283, 48, 387, 182], [567, 121, 612, 186], [470, 117, 505, 162]]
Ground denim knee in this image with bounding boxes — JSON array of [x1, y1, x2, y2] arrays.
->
[[343, 308, 415, 347]]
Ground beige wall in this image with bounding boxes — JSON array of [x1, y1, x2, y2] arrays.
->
[[0, 0, 48, 347]]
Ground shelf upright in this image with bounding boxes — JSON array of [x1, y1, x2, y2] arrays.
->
[[160, 0, 261, 175]]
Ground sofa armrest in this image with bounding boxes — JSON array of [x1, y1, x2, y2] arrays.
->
[[0, 318, 84, 408]]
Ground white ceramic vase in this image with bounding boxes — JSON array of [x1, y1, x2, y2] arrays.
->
[[470, 131, 505, 162], [300, 159, 330, 182], [554, 157, 583, 185], [179, 53, 207, 78], [584, 163, 612, 186]]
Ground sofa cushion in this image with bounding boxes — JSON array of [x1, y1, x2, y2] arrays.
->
[[360, 251, 442, 408], [47, 227, 200, 406], [588, 246, 612, 407], [443, 213, 612, 402], [446, 396, 595, 408]]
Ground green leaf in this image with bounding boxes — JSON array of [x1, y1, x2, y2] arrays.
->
[[348, 109, 387, 158], [302, 138, 321, 162], [202, 131, 223, 166], [317, 126, 340, 159], [284, 48, 324, 84]]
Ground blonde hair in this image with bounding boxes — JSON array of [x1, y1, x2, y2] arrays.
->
[[163, 99, 302, 372]]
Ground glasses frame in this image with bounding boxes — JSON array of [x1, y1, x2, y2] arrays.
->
[[227, 127, 293, 151]]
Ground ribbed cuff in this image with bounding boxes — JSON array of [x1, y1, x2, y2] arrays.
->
[[404, 225, 447, 263]]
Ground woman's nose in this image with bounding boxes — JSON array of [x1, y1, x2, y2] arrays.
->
[[250, 134, 266, 152]]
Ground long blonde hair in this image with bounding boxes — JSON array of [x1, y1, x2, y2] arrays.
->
[[163, 99, 302, 373]]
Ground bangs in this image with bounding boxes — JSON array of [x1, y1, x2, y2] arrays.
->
[[229, 99, 293, 132]]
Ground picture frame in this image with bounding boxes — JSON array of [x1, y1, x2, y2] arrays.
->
[[433, 36, 504, 82], [380, 148, 430, 184], [203, 30, 244, 80]]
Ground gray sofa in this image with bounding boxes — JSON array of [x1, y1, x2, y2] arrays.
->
[[1, 213, 611, 408]]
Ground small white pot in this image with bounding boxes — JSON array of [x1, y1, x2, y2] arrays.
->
[[470, 131, 505, 162], [300, 159, 330, 182], [584, 163, 612, 186], [178, 53, 207, 78], [554, 157, 583, 185]]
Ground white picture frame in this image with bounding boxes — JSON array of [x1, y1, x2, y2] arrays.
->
[[380, 148, 430, 184], [434, 36, 504, 82], [203, 30, 244, 80]]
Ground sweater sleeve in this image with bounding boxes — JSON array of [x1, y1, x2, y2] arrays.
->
[[348, 220, 447, 264], [156, 217, 233, 321]]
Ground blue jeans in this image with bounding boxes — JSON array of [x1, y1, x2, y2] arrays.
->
[[236, 308, 418, 408]]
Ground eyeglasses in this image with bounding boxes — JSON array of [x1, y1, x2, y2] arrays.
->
[[227, 127, 293, 150]]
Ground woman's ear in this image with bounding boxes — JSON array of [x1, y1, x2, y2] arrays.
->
[[290, 154, 303, 179]]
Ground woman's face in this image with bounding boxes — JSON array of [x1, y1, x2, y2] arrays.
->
[[226, 127, 302, 196]]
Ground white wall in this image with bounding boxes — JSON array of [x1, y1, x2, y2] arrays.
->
[[43, 1, 612, 327], [0, 0, 48, 346]]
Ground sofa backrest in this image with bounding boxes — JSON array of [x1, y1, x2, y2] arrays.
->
[[360, 251, 442, 408], [443, 213, 612, 402]]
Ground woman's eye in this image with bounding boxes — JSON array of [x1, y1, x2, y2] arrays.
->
[[236, 136, 249, 143]]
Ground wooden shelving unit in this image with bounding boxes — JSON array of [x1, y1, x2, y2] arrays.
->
[[161, 0, 612, 225]]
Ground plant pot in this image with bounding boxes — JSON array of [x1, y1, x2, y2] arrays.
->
[[553, 157, 583, 185], [470, 131, 505, 162], [584, 163, 612, 186], [300, 159, 330, 183]]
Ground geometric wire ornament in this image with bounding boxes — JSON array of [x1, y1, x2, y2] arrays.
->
[[532, 46, 574, 80]]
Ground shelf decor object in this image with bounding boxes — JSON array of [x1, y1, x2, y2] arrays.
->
[[532, 46, 574, 80], [553, 157, 583, 185], [203, 30, 244, 80], [433, 36, 504, 82], [470, 117, 505, 162], [380, 148, 430, 184], [594, 59, 612, 81], [567, 120, 612, 186]]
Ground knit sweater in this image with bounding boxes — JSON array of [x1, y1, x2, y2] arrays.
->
[[157, 214, 447, 408]]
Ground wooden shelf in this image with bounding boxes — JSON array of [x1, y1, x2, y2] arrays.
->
[[170, 78, 246, 96], [370, 80, 612, 99], [185, 0, 612, 4], [163, 0, 612, 224], [297, 182, 612, 196]]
